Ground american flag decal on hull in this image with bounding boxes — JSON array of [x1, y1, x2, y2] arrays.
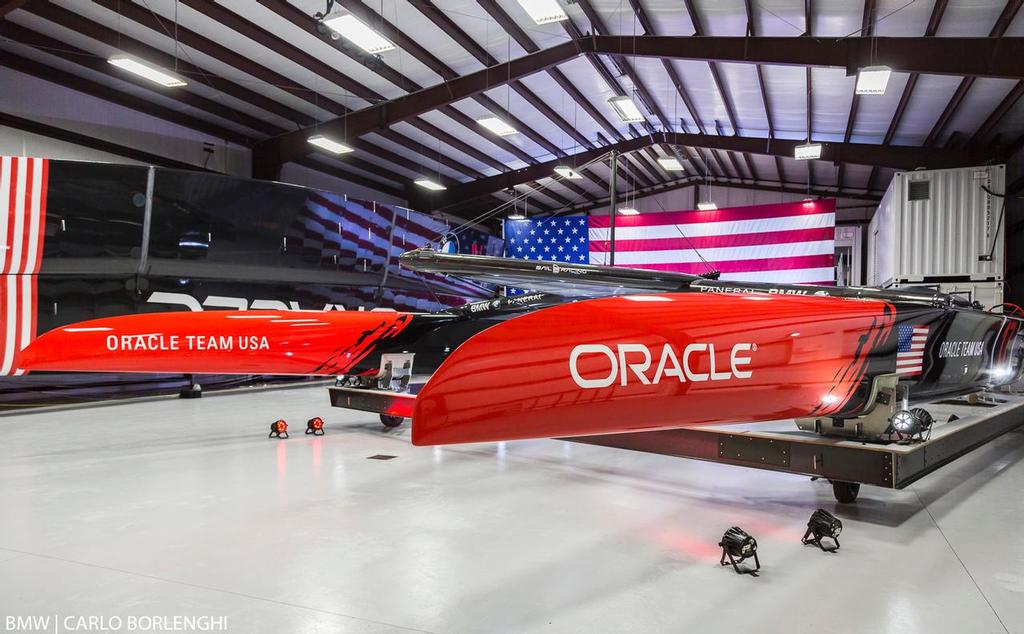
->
[[896, 324, 929, 376], [0, 156, 49, 376]]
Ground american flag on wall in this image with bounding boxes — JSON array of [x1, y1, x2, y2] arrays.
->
[[0, 156, 49, 376], [290, 192, 490, 311], [896, 324, 930, 376], [504, 199, 837, 286]]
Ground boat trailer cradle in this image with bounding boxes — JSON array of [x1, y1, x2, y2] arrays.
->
[[330, 386, 1024, 502]]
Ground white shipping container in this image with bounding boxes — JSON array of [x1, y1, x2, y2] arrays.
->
[[868, 164, 1005, 287]]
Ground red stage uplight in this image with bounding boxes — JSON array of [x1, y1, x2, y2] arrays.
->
[[269, 419, 289, 439], [306, 417, 325, 436]]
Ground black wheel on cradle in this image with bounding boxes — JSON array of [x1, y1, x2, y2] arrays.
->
[[380, 414, 404, 428], [832, 481, 860, 503]]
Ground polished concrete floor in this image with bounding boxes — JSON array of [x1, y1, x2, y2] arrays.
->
[[2, 385, 1024, 634]]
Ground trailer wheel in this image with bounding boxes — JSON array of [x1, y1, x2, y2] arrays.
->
[[832, 481, 860, 503], [380, 414, 404, 428]]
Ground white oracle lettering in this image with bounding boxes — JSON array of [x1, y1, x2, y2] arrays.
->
[[239, 335, 270, 350], [653, 343, 685, 383], [730, 343, 754, 378], [708, 343, 731, 381], [682, 343, 710, 381], [569, 344, 618, 389], [186, 335, 233, 351], [105, 334, 180, 351], [570, 342, 757, 388], [617, 344, 652, 385], [939, 340, 985, 358]]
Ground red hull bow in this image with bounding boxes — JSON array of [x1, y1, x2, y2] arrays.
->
[[21, 310, 412, 376], [411, 293, 895, 445]]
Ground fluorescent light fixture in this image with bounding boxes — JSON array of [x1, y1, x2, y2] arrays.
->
[[608, 96, 645, 123], [794, 142, 822, 160], [657, 156, 685, 171], [307, 134, 354, 155], [618, 207, 639, 215], [414, 178, 446, 191], [697, 202, 717, 211], [516, 0, 568, 24], [477, 116, 517, 136], [855, 65, 892, 95], [107, 56, 186, 87], [322, 14, 396, 54], [507, 213, 527, 220], [554, 165, 583, 179]]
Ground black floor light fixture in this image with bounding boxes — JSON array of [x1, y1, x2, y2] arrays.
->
[[802, 509, 842, 552], [719, 526, 760, 575], [306, 417, 325, 436], [269, 419, 289, 439]]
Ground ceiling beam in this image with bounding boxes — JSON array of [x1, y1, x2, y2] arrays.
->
[[2, 51, 254, 146], [87, 0, 481, 187], [323, 9, 575, 215], [751, 11, 785, 187], [868, 0, 947, 191], [256, 0, 534, 175], [254, 35, 1024, 168], [177, 0, 484, 181], [574, 0, 674, 134], [475, 0, 624, 144], [325, 0, 539, 171], [627, 0, 704, 133], [683, 0, 740, 134], [625, 0, 714, 198], [622, 154, 658, 189], [968, 81, 1024, 147], [746, 3, 774, 139], [838, 0, 874, 193], [519, 174, 883, 219], [2, 16, 408, 195], [3, 101, 403, 203], [20, 1, 417, 191], [0, 20, 265, 133], [413, 136, 651, 210], [614, 36, 1024, 78], [742, 153, 760, 182], [405, 0, 568, 160], [398, 0, 600, 202], [593, 132, 657, 190], [559, 7, 669, 200], [415, 132, 990, 210], [636, 149, 669, 184], [0, 0, 28, 18], [923, 0, 1022, 147], [709, 149, 733, 179], [0, 111, 214, 172]]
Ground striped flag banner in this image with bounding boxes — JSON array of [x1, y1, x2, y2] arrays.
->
[[505, 199, 836, 286], [1, 156, 49, 376], [289, 191, 490, 311], [896, 324, 930, 376]]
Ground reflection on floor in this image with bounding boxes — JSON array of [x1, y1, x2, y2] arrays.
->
[[1, 385, 1022, 634]]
